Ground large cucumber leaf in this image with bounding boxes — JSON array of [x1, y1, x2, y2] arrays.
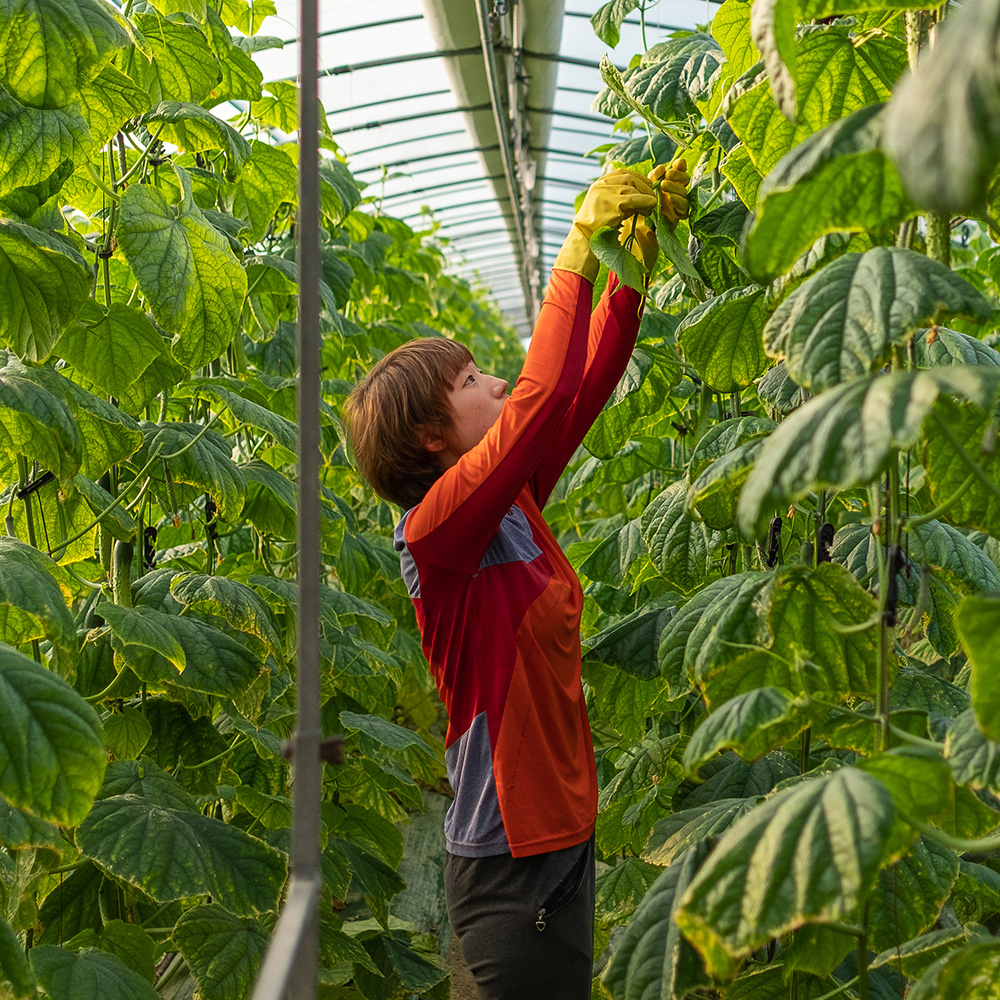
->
[[78, 793, 284, 914], [227, 139, 297, 242], [745, 105, 915, 281], [0, 219, 93, 361], [132, 10, 220, 104], [885, 0, 1000, 214], [641, 481, 720, 593], [957, 596, 1000, 743], [132, 101, 250, 170], [76, 64, 151, 148], [723, 25, 907, 176], [0, 642, 105, 825], [116, 166, 247, 371], [675, 767, 895, 978], [676, 285, 769, 392], [28, 945, 159, 1000], [0, 0, 130, 109], [763, 247, 990, 392]]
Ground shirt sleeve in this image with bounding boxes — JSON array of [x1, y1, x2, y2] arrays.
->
[[403, 268, 595, 574], [527, 272, 644, 508]]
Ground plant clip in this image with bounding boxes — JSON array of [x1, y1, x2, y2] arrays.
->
[[143, 525, 157, 569], [15, 470, 55, 500], [766, 515, 782, 568], [884, 544, 903, 627], [97, 246, 115, 259], [816, 522, 835, 563]]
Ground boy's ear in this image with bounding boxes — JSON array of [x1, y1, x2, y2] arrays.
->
[[417, 423, 447, 454]]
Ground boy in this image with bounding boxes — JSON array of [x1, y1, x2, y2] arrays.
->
[[346, 161, 689, 998]]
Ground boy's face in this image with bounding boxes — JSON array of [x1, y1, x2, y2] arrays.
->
[[430, 360, 509, 466]]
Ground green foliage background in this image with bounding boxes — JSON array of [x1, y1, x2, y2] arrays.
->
[[4, 0, 1000, 998]]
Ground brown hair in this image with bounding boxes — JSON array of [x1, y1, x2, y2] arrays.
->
[[344, 338, 474, 509]]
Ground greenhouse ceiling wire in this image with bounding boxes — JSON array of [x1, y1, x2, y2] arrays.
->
[[250, 0, 721, 337]]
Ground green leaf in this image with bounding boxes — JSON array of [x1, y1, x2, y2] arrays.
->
[[330, 838, 405, 928], [712, 0, 759, 80], [132, 11, 221, 104], [239, 458, 297, 536], [769, 562, 881, 699], [28, 945, 159, 1000], [750, 0, 798, 120], [763, 247, 990, 392], [77, 64, 152, 147], [677, 285, 769, 392], [641, 481, 719, 593], [591, 0, 640, 48], [0, 366, 81, 480], [116, 168, 247, 371], [0, 220, 93, 362], [54, 299, 176, 402], [251, 78, 300, 133], [579, 519, 645, 589], [675, 767, 895, 978], [102, 708, 152, 761], [340, 712, 438, 766], [132, 101, 250, 170], [644, 798, 756, 866], [602, 845, 713, 1000], [0, 641, 105, 824], [594, 857, 661, 927], [78, 793, 284, 914], [738, 368, 1000, 537], [219, 0, 275, 35], [599, 735, 686, 856], [131, 420, 247, 522], [909, 940, 1000, 1000], [909, 521, 1000, 595], [857, 748, 954, 859], [944, 709, 1000, 795], [870, 926, 970, 981], [688, 438, 769, 530], [173, 904, 269, 1000], [227, 139, 298, 242], [175, 375, 298, 451], [64, 920, 156, 982], [0, 0, 131, 109], [798, 0, 945, 14], [584, 603, 675, 681], [3, 357, 144, 480], [884, 0, 1000, 215], [745, 105, 916, 281], [0, 537, 77, 668], [658, 570, 773, 697], [584, 350, 679, 459], [866, 836, 959, 953], [913, 326, 1000, 370], [756, 360, 809, 413], [72, 473, 136, 542], [683, 687, 821, 777], [207, 20, 263, 106], [0, 86, 91, 198], [721, 143, 762, 209], [591, 224, 648, 294], [724, 25, 907, 176], [101, 604, 263, 699], [0, 795, 60, 847], [170, 572, 281, 659], [0, 912, 35, 998], [957, 596, 1000, 742], [920, 395, 1000, 537]]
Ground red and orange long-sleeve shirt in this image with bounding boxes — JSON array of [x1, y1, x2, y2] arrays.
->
[[394, 269, 643, 858]]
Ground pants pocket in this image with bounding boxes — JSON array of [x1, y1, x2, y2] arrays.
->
[[534, 838, 592, 931]]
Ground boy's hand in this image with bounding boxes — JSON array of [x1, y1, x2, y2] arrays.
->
[[554, 169, 657, 282], [649, 157, 691, 229]]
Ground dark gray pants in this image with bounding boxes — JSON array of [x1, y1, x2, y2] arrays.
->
[[444, 837, 595, 1000]]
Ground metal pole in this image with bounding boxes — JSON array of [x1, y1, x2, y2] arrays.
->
[[291, 0, 321, 988], [248, 0, 321, 992]]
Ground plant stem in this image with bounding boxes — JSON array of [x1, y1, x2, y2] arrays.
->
[[856, 903, 870, 1000], [926, 213, 951, 266], [903, 472, 975, 529], [868, 482, 890, 752]]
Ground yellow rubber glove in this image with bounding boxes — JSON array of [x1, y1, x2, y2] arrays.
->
[[617, 158, 692, 271], [650, 157, 690, 228], [554, 168, 657, 282]]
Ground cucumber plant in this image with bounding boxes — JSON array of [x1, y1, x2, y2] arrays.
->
[[576, 1, 1000, 997]]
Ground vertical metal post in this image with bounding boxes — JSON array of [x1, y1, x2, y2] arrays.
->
[[247, 0, 322, 989], [291, 0, 321, 991]]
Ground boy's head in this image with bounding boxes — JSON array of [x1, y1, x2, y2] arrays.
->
[[344, 338, 475, 509]]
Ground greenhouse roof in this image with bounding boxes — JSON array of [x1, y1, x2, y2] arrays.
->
[[251, 0, 716, 337]]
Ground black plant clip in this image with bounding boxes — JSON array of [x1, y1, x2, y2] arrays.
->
[[766, 515, 782, 568], [816, 522, 835, 564], [884, 544, 903, 627], [205, 495, 219, 544], [15, 470, 54, 499], [143, 525, 157, 569]]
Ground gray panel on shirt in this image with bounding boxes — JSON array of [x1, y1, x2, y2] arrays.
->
[[444, 711, 510, 857]]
